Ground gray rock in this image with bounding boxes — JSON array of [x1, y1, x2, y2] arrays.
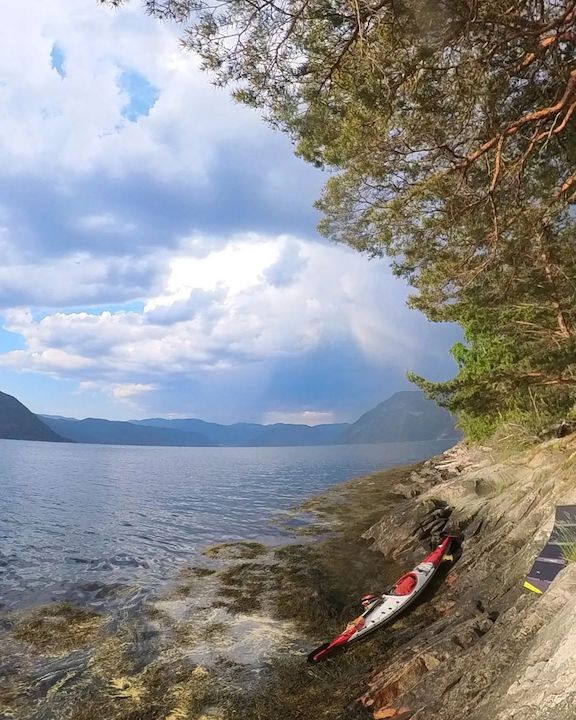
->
[[355, 436, 576, 720]]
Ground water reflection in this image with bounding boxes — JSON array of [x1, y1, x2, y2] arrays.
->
[[0, 439, 454, 609]]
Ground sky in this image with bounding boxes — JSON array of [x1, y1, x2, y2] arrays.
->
[[0, 0, 461, 424]]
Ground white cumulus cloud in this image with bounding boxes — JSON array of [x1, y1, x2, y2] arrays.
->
[[0, 1, 459, 421], [0, 235, 451, 390]]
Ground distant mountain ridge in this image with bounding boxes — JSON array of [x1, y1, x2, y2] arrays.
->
[[132, 417, 349, 447], [1, 388, 460, 446], [41, 416, 216, 447], [133, 392, 459, 446], [130, 418, 265, 446], [0, 391, 68, 443]]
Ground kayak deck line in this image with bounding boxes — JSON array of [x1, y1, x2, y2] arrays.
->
[[307, 535, 457, 663]]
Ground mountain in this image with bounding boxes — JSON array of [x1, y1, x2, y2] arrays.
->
[[135, 417, 349, 446], [41, 417, 215, 447], [247, 423, 350, 447], [18, 390, 459, 448], [134, 418, 265, 446], [338, 391, 460, 444], [137, 392, 457, 446], [0, 391, 68, 443]]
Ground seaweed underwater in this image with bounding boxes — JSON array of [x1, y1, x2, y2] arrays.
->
[[0, 463, 422, 720]]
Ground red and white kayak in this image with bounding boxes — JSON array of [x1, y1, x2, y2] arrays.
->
[[307, 536, 455, 663]]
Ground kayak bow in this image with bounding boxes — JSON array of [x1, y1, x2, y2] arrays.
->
[[307, 535, 455, 663]]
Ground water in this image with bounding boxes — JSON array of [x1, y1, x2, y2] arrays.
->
[[0, 439, 454, 610]]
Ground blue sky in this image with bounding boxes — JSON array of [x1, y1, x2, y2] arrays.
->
[[0, 0, 461, 423]]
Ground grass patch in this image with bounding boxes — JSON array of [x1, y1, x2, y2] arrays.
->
[[90, 618, 160, 679], [171, 584, 193, 598], [11, 603, 103, 654], [158, 565, 218, 602], [201, 621, 228, 642], [143, 604, 169, 622], [270, 541, 399, 638], [212, 465, 413, 636], [174, 619, 230, 648], [14, 605, 229, 720], [0, 676, 28, 715], [555, 524, 576, 562]]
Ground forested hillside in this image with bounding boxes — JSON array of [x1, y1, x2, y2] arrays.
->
[[107, 0, 576, 439]]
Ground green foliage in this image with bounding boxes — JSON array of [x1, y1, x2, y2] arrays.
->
[[103, 0, 576, 437], [555, 525, 576, 563], [410, 300, 576, 439]]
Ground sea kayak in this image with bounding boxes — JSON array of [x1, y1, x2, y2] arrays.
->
[[307, 535, 455, 663]]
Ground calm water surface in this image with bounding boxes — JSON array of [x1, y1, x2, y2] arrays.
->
[[0, 439, 454, 609]]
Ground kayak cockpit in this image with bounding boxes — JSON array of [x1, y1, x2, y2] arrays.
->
[[389, 571, 418, 596]]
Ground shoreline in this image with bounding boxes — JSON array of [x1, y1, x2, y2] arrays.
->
[[1, 454, 436, 720], [0, 439, 454, 616], [12, 436, 576, 720]]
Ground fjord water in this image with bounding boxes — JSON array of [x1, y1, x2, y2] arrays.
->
[[0, 439, 454, 610]]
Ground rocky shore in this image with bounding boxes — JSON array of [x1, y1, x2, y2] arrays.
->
[[2, 436, 576, 720], [349, 437, 576, 720]]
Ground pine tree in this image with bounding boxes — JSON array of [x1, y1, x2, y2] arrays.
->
[[104, 0, 576, 435]]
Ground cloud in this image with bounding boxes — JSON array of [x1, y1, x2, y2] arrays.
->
[[0, 0, 460, 422], [263, 410, 337, 425], [110, 383, 157, 400], [263, 238, 308, 288], [0, 0, 324, 299], [0, 0, 324, 188], [74, 213, 136, 233], [0, 235, 460, 420], [0, 250, 167, 308], [146, 288, 227, 326]]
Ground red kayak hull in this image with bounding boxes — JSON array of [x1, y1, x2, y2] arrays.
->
[[307, 536, 455, 663]]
